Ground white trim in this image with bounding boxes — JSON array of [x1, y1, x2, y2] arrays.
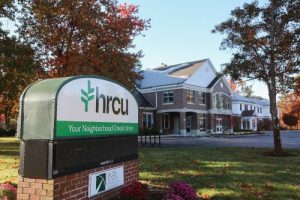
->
[[142, 112, 153, 128], [139, 83, 211, 93], [209, 109, 232, 115], [140, 107, 156, 110], [162, 103, 174, 105], [182, 83, 210, 92], [157, 109, 208, 114], [210, 91, 231, 98], [139, 85, 182, 93], [161, 113, 170, 129]]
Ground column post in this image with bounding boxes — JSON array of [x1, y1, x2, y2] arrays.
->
[[179, 112, 186, 136]]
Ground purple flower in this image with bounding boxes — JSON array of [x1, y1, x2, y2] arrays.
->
[[164, 181, 197, 200]]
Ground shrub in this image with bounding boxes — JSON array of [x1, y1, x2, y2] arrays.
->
[[0, 182, 17, 200], [139, 127, 160, 136], [164, 181, 197, 200], [120, 181, 148, 200]]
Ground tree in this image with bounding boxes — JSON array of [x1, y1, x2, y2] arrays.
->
[[213, 0, 300, 154], [228, 78, 254, 97], [17, 0, 149, 89], [282, 114, 298, 128], [0, 1, 41, 129], [0, 30, 41, 129], [295, 75, 300, 95]]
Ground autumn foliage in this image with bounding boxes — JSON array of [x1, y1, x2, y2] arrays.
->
[[0, 0, 148, 128], [279, 92, 300, 129], [18, 0, 149, 88]]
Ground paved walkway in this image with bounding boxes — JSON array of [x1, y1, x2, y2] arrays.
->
[[140, 130, 300, 148]]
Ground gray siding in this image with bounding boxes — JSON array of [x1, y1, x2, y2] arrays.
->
[[211, 79, 231, 95]]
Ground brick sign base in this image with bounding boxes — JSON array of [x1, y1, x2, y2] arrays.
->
[[17, 159, 138, 200]]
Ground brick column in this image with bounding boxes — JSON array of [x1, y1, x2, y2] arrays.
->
[[17, 159, 138, 200]]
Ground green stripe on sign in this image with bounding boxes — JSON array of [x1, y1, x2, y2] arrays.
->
[[56, 121, 138, 138]]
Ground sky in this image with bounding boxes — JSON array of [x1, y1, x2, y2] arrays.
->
[[120, 0, 270, 99]]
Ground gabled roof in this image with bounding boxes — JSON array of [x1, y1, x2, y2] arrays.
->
[[132, 90, 155, 108], [207, 75, 221, 88], [138, 59, 213, 89], [241, 110, 256, 117], [232, 93, 269, 106]]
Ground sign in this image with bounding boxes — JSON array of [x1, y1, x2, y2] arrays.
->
[[56, 78, 139, 138], [88, 166, 124, 198]]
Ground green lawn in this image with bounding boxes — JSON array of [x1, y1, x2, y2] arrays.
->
[[0, 137, 19, 184], [140, 147, 300, 200], [1, 137, 300, 199]]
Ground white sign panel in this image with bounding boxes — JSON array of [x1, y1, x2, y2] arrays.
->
[[55, 77, 138, 138], [88, 166, 124, 198]]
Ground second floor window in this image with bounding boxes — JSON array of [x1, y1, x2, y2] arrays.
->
[[212, 93, 231, 110], [240, 104, 243, 111], [199, 92, 206, 105], [187, 90, 195, 103], [163, 90, 174, 103]]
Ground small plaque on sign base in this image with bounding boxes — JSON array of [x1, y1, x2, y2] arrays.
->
[[89, 166, 124, 198]]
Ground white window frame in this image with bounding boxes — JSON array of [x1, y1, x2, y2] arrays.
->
[[199, 114, 206, 131], [163, 90, 174, 104], [187, 90, 195, 104], [142, 112, 153, 128], [162, 114, 170, 129], [199, 92, 206, 105]]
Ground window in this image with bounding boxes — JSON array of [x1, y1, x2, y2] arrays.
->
[[163, 90, 174, 104], [199, 92, 206, 105], [212, 93, 231, 110], [260, 108, 262, 113], [199, 114, 206, 131], [245, 105, 248, 111], [226, 98, 231, 110], [250, 105, 252, 110], [162, 114, 170, 129], [142, 112, 153, 128], [187, 90, 195, 103], [240, 104, 243, 111]]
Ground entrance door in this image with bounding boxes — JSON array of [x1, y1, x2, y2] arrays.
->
[[186, 116, 191, 133], [216, 118, 223, 134], [174, 117, 179, 134]]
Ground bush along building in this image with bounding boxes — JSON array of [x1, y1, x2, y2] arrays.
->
[[231, 93, 272, 131], [136, 59, 233, 135]]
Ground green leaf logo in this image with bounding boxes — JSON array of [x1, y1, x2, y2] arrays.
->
[[81, 80, 95, 112]]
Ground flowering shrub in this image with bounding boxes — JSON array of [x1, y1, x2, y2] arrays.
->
[[0, 182, 17, 200], [120, 181, 148, 200], [164, 181, 197, 200]]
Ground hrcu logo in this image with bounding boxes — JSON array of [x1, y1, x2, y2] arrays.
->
[[81, 80, 95, 112], [80, 80, 129, 115]]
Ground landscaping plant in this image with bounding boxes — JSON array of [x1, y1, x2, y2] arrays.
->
[[164, 181, 197, 200], [120, 181, 148, 200], [0, 182, 17, 200]]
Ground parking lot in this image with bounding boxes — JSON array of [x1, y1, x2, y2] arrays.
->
[[140, 130, 300, 148]]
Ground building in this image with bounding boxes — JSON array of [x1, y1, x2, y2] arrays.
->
[[232, 93, 272, 131], [136, 59, 233, 135]]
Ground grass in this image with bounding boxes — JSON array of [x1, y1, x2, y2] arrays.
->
[[1, 137, 300, 199], [0, 137, 19, 184], [139, 147, 300, 200]]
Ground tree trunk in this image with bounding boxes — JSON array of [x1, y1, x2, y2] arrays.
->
[[4, 107, 10, 130], [267, 82, 283, 154]]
